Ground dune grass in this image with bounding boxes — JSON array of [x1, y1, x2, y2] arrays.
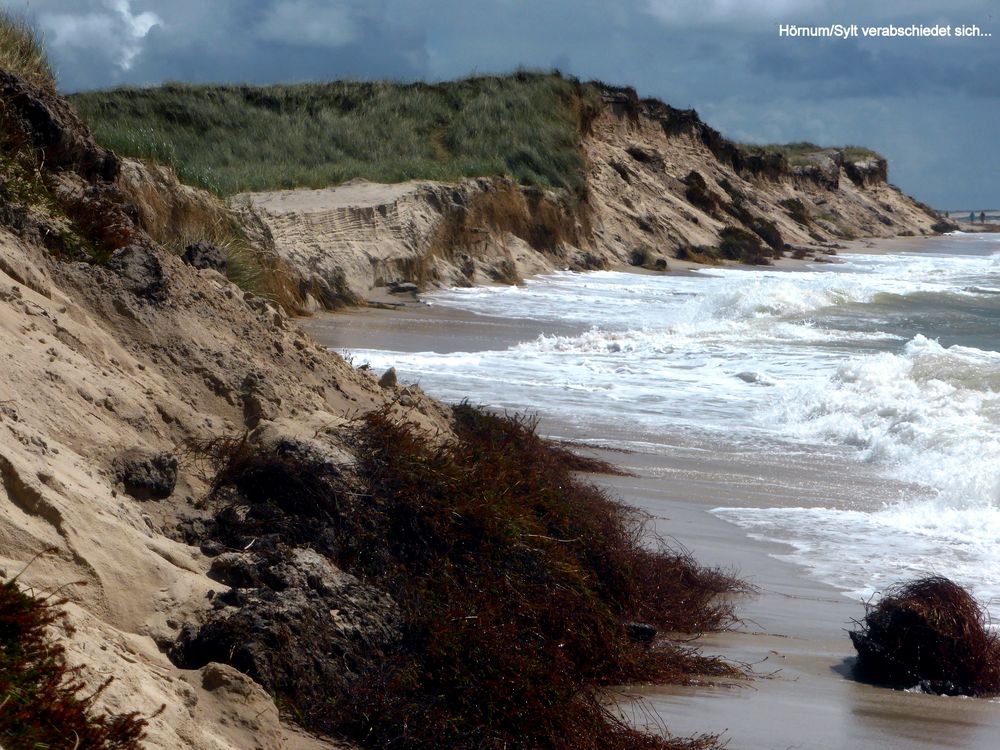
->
[[738, 141, 881, 167], [0, 10, 54, 91], [186, 403, 746, 749], [70, 73, 597, 196]]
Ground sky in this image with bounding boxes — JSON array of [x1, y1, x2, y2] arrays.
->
[[6, 0, 998, 208]]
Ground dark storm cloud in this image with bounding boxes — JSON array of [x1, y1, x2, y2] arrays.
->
[[5, 0, 997, 207]]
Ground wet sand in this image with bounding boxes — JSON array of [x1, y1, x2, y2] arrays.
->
[[598, 447, 1000, 750], [302, 248, 1000, 749]]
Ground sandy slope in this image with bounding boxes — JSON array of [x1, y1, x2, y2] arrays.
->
[[0, 227, 449, 748]]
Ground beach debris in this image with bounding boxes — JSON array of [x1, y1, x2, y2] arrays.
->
[[114, 448, 178, 500], [849, 576, 1000, 696], [387, 280, 418, 294], [626, 621, 658, 643], [107, 245, 169, 302]]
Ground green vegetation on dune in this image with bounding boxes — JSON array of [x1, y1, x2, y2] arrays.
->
[[70, 74, 597, 196], [738, 140, 881, 166], [0, 11, 54, 91]]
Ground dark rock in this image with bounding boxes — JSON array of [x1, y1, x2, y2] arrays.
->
[[378, 367, 398, 388], [931, 219, 959, 234], [115, 449, 177, 500], [240, 371, 280, 428], [107, 245, 168, 302], [182, 241, 228, 274], [626, 622, 658, 643], [199, 540, 225, 557], [387, 281, 418, 294], [170, 549, 401, 709], [0, 70, 119, 182], [608, 160, 631, 183]]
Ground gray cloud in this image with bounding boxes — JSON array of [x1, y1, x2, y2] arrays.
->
[[4, 0, 997, 208]]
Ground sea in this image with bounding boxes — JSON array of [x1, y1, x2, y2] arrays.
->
[[339, 234, 1000, 615]]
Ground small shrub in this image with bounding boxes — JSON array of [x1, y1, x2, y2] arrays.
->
[[675, 246, 720, 265], [780, 197, 810, 225], [630, 246, 651, 267], [0, 11, 54, 91], [717, 226, 769, 265], [682, 171, 720, 214], [0, 577, 150, 748], [849, 577, 1000, 696], [746, 217, 784, 255]]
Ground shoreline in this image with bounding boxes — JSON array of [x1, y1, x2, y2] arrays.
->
[[341, 230, 1000, 315], [303, 234, 1000, 748]]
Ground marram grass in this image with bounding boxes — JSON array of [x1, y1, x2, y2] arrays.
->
[[71, 74, 598, 196]]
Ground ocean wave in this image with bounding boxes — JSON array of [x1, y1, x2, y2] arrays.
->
[[772, 334, 1000, 509], [714, 504, 1000, 614]]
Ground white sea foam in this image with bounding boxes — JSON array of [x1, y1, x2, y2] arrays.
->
[[770, 334, 1000, 504], [346, 235, 1000, 609]]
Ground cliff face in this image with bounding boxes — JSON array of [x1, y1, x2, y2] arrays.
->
[[235, 178, 596, 309], [0, 71, 448, 749], [583, 87, 937, 265], [240, 84, 938, 305]]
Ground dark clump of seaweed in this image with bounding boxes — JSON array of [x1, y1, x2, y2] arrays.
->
[[716, 226, 771, 265], [187, 403, 747, 750], [0, 573, 152, 749], [849, 576, 1000, 696]]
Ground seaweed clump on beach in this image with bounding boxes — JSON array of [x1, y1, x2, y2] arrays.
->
[[849, 576, 1000, 696], [716, 226, 771, 265], [179, 403, 746, 750], [0, 577, 150, 749]]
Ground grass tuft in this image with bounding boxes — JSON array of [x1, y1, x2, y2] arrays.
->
[[0, 576, 151, 748], [737, 141, 881, 168], [70, 74, 598, 196], [850, 576, 1000, 696], [0, 11, 54, 91], [185, 404, 746, 749]]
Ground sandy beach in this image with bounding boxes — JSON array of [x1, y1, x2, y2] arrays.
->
[[303, 245, 1000, 750]]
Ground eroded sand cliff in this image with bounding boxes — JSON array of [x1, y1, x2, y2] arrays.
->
[[238, 86, 938, 307]]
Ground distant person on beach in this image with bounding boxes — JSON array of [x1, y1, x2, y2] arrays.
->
[[981, 211, 986, 223], [970, 211, 976, 222], [945, 211, 950, 218]]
